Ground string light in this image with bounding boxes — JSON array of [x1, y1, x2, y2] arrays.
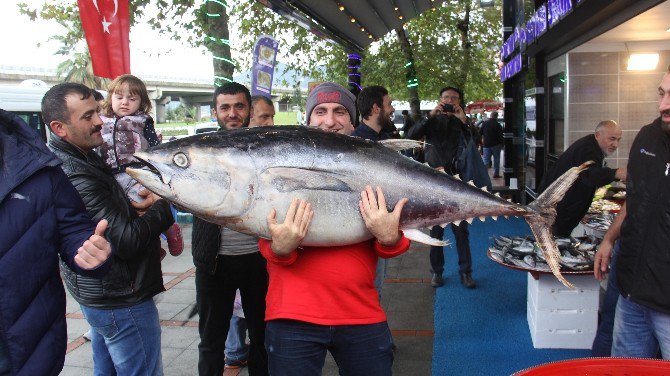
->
[[334, 1, 375, 41], [205, 0, 235, 86]]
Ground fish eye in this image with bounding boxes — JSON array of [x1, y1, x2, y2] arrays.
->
[[173, 152, 189, 168]]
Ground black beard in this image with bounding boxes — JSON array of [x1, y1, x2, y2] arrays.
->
[[662, 121, 670, 133]]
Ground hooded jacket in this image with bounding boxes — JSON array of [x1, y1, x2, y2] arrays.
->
[[0, 109, 108, 376]]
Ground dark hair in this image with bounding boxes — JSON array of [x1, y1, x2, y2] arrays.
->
[[402, 109, 409, 116], [41, 83, 93, 128], [213, 82, 251, 108], [102, 74, 152, 116], [251, 95, 273, 108], [92, 90, 105, 102], [357, 85, 388, 120], [439, 86, 464, 105]]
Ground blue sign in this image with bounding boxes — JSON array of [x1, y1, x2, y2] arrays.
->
[[251, 35, 279, 97], [502, 33, 516, 60], [526, 4, 547, 45], [547, 0, 573, 27], [501, 54, 523, 82]]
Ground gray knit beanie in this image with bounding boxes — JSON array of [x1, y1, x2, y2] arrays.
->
[[305, 82, 357, 126]]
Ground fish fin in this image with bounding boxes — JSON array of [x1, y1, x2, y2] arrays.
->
[[453, 174, 461, 180], [264, 167, 353, 192], [527, 219, 574, 289], [402, 229, 449, 247], [521, 161, 593, 289], [479, 216, 486, 222], [379, 139, 424, 151], [467, 180, 476, 186], [492, 216, 498, 221], [481, 186, 489, 192]]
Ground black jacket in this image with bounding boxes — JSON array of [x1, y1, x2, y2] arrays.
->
[[617, 118, 670, 314], [191, 215, 222, 274], [537, 134, 617, 236], [480, 118, 503, 147], [407, 114, 467, 174], [49, 136, 173, 308]]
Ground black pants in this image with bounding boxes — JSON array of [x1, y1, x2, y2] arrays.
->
[[429, 222, 472, 275], [196, 252, 269, 376]]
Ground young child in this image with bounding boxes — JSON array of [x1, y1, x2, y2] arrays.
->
[[98, 74, 183, 259]]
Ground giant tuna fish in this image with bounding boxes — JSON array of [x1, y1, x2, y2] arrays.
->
[[127, 126, 589, 288]]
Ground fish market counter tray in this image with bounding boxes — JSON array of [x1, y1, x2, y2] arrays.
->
[[486, 250, 593, 277], [487, 236, 599, 277]]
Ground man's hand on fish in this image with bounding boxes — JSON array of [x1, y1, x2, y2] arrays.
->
[[131, 188, 162, 214], [74, 219, 112, 270], [267, 198, 314, 256], [359, 186, 408, 247], [593, 238, 614, 281]]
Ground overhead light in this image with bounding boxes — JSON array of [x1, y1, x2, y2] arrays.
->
[[350, 17, 356, 22], [627, 53, 659, 71]]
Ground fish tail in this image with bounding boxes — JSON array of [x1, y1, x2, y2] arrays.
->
[[524, 161, 594, 289]]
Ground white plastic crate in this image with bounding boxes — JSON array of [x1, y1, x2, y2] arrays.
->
[[527, 273, 600, 311], [526, 273, 599, 349]]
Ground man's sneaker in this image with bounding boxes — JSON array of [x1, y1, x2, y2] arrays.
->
[[431, 272, 444, 288], [83, 329, 93, 341], [224, 359, 248, 369], [166, 224, 184, 256]]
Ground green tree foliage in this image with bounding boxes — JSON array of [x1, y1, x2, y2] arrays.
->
[[230, 0, 503, 104]]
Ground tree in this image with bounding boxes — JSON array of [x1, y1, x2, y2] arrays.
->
[[230, 1, 503, 105], [18, 0, 234, 88]]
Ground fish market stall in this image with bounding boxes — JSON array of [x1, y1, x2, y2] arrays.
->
[[488, 236, 600, 349]]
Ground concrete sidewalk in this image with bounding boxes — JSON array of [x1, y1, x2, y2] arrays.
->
[[61, 223, 435, 375]]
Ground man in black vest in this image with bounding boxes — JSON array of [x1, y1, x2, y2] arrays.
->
[[538, 120, 626, 237]]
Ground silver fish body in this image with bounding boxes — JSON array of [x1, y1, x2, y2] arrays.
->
[[127, 126, 590, 288]]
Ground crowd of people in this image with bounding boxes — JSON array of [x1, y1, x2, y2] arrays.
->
[[1, 65, 670, 375]]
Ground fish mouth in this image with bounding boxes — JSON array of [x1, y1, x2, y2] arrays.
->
[[127, 152, 173, 192]]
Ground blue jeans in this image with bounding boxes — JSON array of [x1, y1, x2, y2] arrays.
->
[[225, 315, 249, 363], [81, 298, 163, 376], [612, 295, 670, 359], [591, 241, 620, 357], [373, 258, 388, 300], [265, 320, 393, 376], [483, 144, 502, 175]]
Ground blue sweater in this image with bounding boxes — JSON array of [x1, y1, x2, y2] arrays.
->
[[0, 109, 108, 375]]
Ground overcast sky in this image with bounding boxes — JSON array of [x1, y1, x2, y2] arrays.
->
[[0, 0, 216, 80]]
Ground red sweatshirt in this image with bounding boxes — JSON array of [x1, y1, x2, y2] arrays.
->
[[258, 236, 410, 325]]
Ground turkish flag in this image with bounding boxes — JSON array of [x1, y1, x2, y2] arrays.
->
[[77, 0, 130, 79]]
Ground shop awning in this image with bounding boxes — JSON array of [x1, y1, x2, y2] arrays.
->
[[261, 0, 446, 53], [465, 99, 502, 114]]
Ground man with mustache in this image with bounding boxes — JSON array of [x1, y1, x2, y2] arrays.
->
[[192, 82, 269, 375], [537, 120, 626, 237], [594, 67, 670, 359], [44, 82, 174, 375]]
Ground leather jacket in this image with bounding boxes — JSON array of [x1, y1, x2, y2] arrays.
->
[[48, 136, 173, 308]]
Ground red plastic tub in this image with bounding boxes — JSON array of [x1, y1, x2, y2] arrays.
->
[[513, 357, 670, 375]]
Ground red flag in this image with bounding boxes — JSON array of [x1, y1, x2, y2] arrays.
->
[[77, 0, 130, 79]]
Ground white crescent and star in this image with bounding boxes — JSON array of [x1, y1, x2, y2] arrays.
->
[[91, 0, 119, 33]]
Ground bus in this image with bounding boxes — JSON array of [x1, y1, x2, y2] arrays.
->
[[0, 83, 51, 141]]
